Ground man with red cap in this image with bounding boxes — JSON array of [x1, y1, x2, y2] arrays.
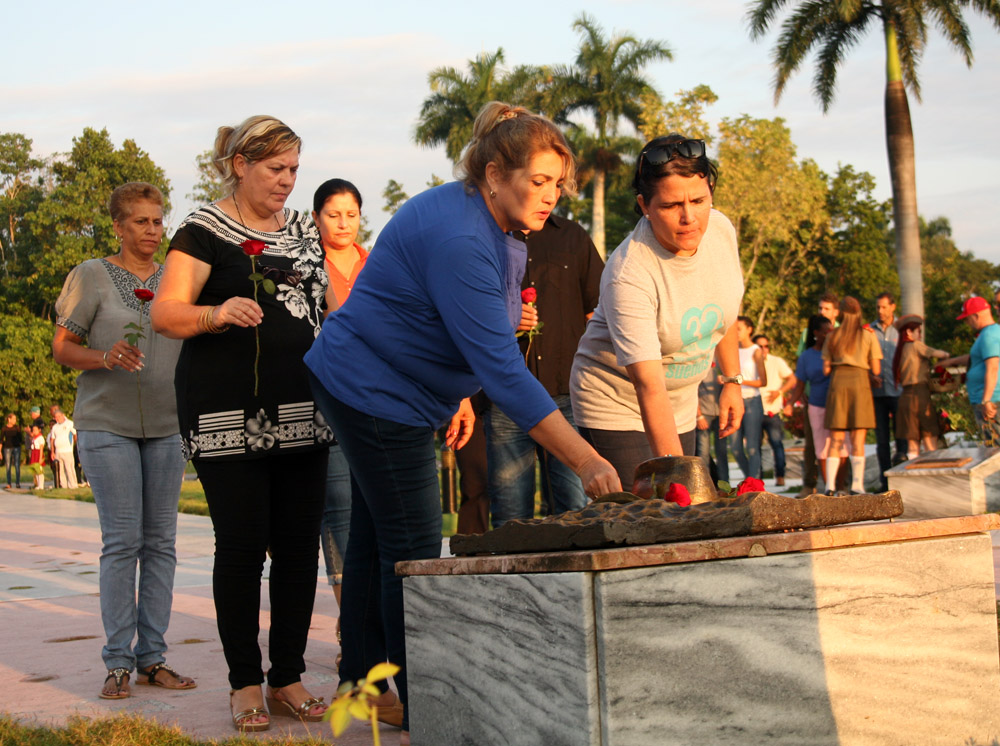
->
[[943, 297, 1000, 444]]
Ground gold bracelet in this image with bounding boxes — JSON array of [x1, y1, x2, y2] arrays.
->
[[200, 305, 230, 334]]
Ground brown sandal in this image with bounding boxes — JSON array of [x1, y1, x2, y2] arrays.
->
[[230, 689, 270, 732], [266, 686, 327, 722], [137, 662, 197, 690], [99, 667, 131, 699]]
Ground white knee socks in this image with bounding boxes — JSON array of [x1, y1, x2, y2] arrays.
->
[[850, 456, 865, 493], [825, 457, 840, 493]]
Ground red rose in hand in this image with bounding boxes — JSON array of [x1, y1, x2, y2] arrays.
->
[[521, 287, 537, 304], [133, 288, 155, 302], [736, 477, 766, 495], [241, 239, 266, 256], [664, 482, 692, 507]]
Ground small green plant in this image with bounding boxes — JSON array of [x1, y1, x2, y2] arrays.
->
[[326, 662, 401, 745]]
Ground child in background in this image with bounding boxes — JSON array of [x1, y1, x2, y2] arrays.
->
[[29, 425, 45, 490]]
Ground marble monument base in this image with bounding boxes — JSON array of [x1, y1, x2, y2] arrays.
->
[[400, 516, 1000, 746]]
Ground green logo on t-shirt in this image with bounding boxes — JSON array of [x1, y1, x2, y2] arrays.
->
[[680, 304, 724, 352]]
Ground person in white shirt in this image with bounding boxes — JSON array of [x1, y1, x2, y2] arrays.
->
[[754, 334, 794, 486], [49, 407, 78, 489]]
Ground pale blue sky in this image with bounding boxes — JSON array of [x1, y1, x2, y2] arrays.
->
[[6, 1, 999, 260]]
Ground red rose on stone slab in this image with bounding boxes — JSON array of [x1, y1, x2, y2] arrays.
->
[[133, 288, 155, 302], [521, 287, 537, 304], [241, 239, 266, 256], [736, 477, 766, 495], [664, 482, 692, 507]]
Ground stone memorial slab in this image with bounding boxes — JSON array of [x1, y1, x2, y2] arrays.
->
[[450, 491, 903, 556], [887, 445, 1000, 518]]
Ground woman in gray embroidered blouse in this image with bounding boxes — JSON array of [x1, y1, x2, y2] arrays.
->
[[53, 182, 193, 700]]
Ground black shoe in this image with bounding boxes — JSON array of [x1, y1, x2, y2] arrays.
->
[[825, 490, 835, 497]]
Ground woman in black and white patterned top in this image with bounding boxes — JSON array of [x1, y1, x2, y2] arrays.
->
[[152, 116, 329, 732]]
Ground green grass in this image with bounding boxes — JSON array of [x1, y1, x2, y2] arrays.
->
[[0, 713, 331, 746]]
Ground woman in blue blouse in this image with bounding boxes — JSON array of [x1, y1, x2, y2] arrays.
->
[[305, 102, 620, 741]]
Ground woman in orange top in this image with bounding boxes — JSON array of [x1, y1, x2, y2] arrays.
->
[[313, 179, 367, 315]]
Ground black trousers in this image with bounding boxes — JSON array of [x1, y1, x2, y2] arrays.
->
[[195, 449, 327, 690]]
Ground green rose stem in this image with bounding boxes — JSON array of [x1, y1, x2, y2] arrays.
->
[[241, 239, 272, 397]]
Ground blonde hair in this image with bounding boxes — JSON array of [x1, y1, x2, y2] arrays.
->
[[212, 115, 301, 194], [828, 296, 864, 361], [457, 102, 577, 195], [109, 182, 163, 222]]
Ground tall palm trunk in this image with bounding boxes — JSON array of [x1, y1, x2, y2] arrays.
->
[[592, 168, 606, 260], [884, 21, 923, 316]]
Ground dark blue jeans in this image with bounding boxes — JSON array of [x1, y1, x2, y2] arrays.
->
[[730, 396, 764, 479], [309, 373, 442, 731], [4, 446, 20, 486], [761, 413, 786, 478], [873, 396, 905, 490], [486, 395, 586, 528], [694, 416, 729, 483]]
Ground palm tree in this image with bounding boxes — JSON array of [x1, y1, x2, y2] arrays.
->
[[414, 48, 544, 163], [551, 13, 672, 258], [748, 0, 1000, 317]]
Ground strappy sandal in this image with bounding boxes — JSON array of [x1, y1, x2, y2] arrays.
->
[[230, 690, 270, 732], [137, 662, 197, 690], [99, 667, 131, 699], [266, 686, 327, 722]]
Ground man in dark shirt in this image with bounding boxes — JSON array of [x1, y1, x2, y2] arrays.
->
[[487, 214, 604, 528]]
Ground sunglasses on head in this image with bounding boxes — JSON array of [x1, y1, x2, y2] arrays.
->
[[639, 139, 706, 176]]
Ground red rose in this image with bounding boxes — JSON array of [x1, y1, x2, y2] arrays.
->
[[664, 482, 692, 507], [133, 288, 155, 302], [241, 239, 266, 256], [736, 477, 765, 495], [521, 287, 537, 304]]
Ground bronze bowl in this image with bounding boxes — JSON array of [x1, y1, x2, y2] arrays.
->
[[630, 455, 717, 504]]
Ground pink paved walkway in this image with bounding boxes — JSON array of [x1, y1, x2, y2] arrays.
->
[[0, 488, 403, 744]]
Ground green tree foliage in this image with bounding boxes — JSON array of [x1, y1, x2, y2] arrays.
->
[[919, 217, 999, 350], [382, 179, 409, 215], [0, 134, 45, 284], [747, 0, 1000, 317], [18, 128, 171, 317], [0, 311, 78, 421], [414, 49, 545, 163], [638, 85, 718, 144], [821, 165, 896, 304], [550, 13, 672, 258], [187, 149, 226, 205], [713, 115, 828, 351]]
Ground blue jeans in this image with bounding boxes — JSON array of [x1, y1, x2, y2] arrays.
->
[[321, 443, 351, 586], [694, 416, 729, 483], [76, 431, 185, 671], [730, 396, 763, 480], [4, 446, 20, 486], [310, 374, 441, 732], [761, 413, 786, 478], [486, 395, 586, 528]]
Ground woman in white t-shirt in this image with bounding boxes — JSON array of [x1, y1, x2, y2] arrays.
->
[[728, 316, 767, 480], [571, 135, 746, 490]]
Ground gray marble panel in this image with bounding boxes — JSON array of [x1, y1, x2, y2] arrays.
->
[[404, 572, 599, 746], [595, 534, 1000, 746], [892, 472, 985, 518]]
